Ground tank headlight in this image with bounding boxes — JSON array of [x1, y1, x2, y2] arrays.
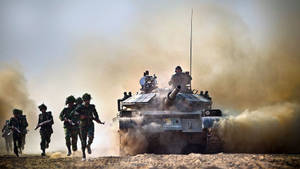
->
[[205, 111, 210, 116]]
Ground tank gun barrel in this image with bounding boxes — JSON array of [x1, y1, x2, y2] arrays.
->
[[165, 85, 181, 106]]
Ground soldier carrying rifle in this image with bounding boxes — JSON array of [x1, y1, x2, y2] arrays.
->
[[36, 104, 54, 156], [72, 93, 104, 161], [8, 109, 23, 157], [59, 95, 79, 156]]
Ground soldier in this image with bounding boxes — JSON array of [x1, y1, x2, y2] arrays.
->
[[140, 70, 158, 93], [72, 93, 104, 160], [2, 120, 13, 153], [74, 97, 83, 139], [19, 110, 28, 150], [35, 104, 54, 156], [59, 95, 78, 156], [168, 66, 192, 92], [9, 109, 23, 157]]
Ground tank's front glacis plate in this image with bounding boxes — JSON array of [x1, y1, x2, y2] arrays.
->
[[142, 111, 203, 133]]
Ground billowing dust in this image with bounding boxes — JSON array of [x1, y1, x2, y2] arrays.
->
[[0, 67, 40, 153], [219, 102, 300, 153], [1, 1, 300, 155]]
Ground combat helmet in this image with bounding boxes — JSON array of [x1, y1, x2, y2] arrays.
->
[[76, 97, 83, 105], [38, 104, 47, 111], [82, 93, 92, 101], [65, 95, 76, 105], [13, 109, 22, 115], [175, 66, 182, 72]]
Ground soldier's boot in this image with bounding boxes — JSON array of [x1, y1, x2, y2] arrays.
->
[[82, 147, 86, 161], [87, 136, 93, 154], [14, 147, 19, 157], [87, 144, 91, 154], [46, 141, 49, 149], [41, 149, 46, 156], [72, 145, 77, 152], [67, 145, 72, 156]]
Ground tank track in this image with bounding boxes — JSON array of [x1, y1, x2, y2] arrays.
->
[[204, 129, 223, 153]]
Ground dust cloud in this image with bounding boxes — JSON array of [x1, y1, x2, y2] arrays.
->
[[219, 102, 300, 153], [0, 67, 40, 153]]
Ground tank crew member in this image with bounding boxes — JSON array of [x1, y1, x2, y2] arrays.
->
[[2, 120, 13, 153], [72, 93, 104, 160], [169, 66, 192, 92], [9, 109, 23, 157], [139, 70, 149, 89], [140, 70, 158, 92], [59, 95, 78, 156], [35, 104, 54, 156], [19, 110, 28, 150]]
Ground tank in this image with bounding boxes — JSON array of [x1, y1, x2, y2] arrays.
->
[[117, 71, 223, 155]]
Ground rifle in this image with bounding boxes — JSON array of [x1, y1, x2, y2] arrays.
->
[[35, 119, 52, 130], [64, 118, 78, 126], [11, 126, 21, 134]]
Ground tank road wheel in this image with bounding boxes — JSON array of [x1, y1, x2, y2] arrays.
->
[[204, 128, 223, 153]]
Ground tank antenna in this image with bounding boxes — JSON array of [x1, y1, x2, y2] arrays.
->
[[189, 9, 193, 77]]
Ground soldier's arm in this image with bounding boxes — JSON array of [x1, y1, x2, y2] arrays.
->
[[8, 118, 16, 130], [49, 112, 54, 125], [59, 109, 65, 121], [2, 125, 5, 132], [168, 75, 174, 86], [8, 118, 13, 128], [35, 115, 41, 130], [24, 116, 29, 128], [91, 105, 101, 123]]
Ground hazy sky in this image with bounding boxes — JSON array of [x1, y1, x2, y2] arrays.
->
[[0, 0, 264, 78], [1, 0, 299, 107]]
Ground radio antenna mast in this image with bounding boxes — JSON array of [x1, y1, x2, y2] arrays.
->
[[189, 9, 193, 77]]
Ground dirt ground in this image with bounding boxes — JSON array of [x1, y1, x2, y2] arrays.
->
[[0, 153, 300, 169]]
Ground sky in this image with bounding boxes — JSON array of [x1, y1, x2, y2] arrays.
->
[[0, 0, 263, 79]]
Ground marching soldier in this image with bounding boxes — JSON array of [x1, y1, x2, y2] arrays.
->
[[19, 110, 28, 150], [35, 104, 54, 156], [9, 109, 23, 157], [59, 95, 78, 156], [2, 120, 13, 153], [72, 93, 104, 160]]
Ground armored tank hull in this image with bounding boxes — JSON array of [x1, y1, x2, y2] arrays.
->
[[117, 85, 223, 155]]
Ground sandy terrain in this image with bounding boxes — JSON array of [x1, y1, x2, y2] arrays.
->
[[0, 153, 300, 169]]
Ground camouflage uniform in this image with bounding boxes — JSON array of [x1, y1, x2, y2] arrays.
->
[[9, 109, 23, 157], [37, 104, 54, 156], [73, 93, 103, 160], [59, 96, 79, 155], [19, 113, 28, 150], [2, 120, 13, 153]]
